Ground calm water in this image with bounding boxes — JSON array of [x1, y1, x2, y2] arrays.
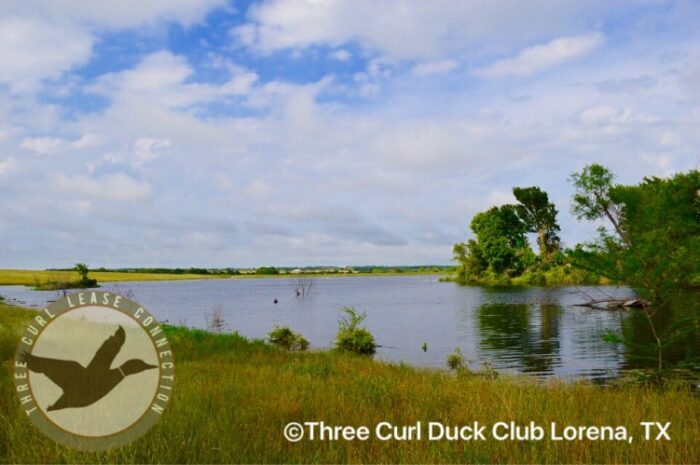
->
[[2, 276, 697, 380]]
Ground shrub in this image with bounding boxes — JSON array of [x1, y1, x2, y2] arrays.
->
[[255, 267, 280, 275], [268, 326, 309, 351], [333, 307, 376, 355], [447, 347, 467, 371]]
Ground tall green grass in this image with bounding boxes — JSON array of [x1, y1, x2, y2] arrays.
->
[[1, 303, 698, 463]]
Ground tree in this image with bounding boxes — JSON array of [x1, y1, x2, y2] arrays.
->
[[470, 205, 530, 274], [570, 164, 700, 369], [74, 263, 90, 285], [452, 239, 487, 281], [513, 186, 561, 262]]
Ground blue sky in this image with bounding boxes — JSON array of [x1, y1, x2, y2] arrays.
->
[[0, 0, 699, 268]]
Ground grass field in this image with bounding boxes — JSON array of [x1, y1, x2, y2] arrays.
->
[[0, 269, 448, 288], [0, 269, 230, 286], [1, 302, 698, 463]]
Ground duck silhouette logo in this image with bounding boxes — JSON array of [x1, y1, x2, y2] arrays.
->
[[13, 292, 174, 451], [21, 326, 157, 411]]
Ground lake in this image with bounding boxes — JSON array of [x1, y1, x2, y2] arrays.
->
[[2, 275, 697, 380]]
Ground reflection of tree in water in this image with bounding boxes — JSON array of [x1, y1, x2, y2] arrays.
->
[[620, 293, 700, 369], [477, 303, 561, 374]]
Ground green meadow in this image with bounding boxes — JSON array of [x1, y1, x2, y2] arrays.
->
[[1, 302, 698, 464], [0, 268, 448, 289]]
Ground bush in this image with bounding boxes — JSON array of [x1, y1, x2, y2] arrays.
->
[[447, 347, 467, 371], [268, 326, 309, 351], [255, 267, 280, 275], [333, 307, 376, 355]]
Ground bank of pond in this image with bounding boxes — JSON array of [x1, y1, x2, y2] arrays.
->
[[0, 301, 698, 463]]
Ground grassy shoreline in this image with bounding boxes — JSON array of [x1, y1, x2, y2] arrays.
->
[[1, 302, 699, 463], [0, 269, 449, 288]]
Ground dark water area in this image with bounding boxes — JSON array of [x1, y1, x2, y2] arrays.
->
[[1, 275, 698, 380]]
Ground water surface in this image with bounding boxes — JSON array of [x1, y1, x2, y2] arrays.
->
[[2, 275, 697, 380]]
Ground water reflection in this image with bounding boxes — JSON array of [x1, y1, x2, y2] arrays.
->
[[621, 294, 700, 369], [476, 303, 561, 373]]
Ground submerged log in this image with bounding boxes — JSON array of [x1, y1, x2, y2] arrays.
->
[[575, 298, 651, 309]]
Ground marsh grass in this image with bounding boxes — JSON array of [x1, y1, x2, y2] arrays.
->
[[1, 302, 698, 463], [0, 269, 229, 287]]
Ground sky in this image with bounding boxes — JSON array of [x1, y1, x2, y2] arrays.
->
[[0, 0, 699, 268]]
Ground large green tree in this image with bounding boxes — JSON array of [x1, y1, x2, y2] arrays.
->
[[513, 186, 561, 262], [470, 205, 530, 274], [570, 164, 700, 368]]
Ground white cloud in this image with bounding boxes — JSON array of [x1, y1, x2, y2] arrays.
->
[[20, 134, 102, 154], [55, 172, 151, 201], [1, 1, 698, 267], [20, 137, 66, 154], [133, 137, 171, 166], [486, 190, 516, 207], [0, 1, 225, 92], [71, 134, 102, 149], [4, 0, 226, 29], [579, 104, 657, 127], [233, 0, 619, 60], [579, 104, 620, 125], [0, 157, 16, 176], [0, 17, 92, 92], [91, 51, 258, 107], [477, 32, 604, 78], [412, 60, 459, 76], [329, 49, 352, 61]]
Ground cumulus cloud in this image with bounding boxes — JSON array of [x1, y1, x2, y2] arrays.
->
[[0, 16, 92, 92], [233, 0, 619, 60], [133, 137, 171, 166], [329, 49, 352, 61], [476, 32, 604, 77], [91, 51, 258, 107], [54, 172, 151, 201], [412, 60, 459, 76], [0, 1, 225, 92], [3, 0, 226, 29], [20, 137, 66, 154], [0, 1, 698, 267]]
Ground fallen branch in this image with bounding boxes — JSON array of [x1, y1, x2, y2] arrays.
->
[[574, 298, 650, 309]]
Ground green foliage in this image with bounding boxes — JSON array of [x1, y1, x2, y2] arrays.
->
[[601, 329, 624, 344], [255, 266, 280, 275], [446, 347, 467, 371], [513, 186, 561, 261], [74, 262, 89, 281], [333, 307, 377, 355], [570, 167, 700, 302], [570, 165, 700, 369], [267, 326, 309, 351], [570, 163, 617, 222], [74, 262, 98, 287], [470, 205, 530, 274], [453, 185, 563, 283]]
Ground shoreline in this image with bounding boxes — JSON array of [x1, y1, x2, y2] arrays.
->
[[0, 268, 450, 287], [1, 301, 698, 463]]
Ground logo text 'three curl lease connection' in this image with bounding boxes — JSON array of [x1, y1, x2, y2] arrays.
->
[[13, 291, 174, 451]]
